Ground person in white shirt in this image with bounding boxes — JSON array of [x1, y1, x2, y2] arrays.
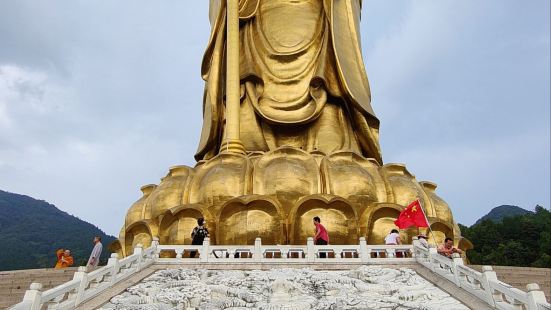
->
[[384, 229, 402, 245], [384, 229, 403, 257], [87, 236, 103, 269]]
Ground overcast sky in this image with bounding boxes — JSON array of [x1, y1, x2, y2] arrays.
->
[[0, 1, 549, 236]]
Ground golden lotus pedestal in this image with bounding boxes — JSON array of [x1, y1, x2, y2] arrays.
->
[[111, 146, 469, 257]]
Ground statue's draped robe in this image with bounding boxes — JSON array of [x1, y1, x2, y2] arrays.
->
[[197, 0, 382, 163]]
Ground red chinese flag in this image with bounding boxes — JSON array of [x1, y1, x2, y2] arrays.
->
[[394, 199, 429, 229]]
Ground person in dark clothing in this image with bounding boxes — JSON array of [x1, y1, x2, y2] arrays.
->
[[313, 216, 329, 258], [190, 218, 209, 258]]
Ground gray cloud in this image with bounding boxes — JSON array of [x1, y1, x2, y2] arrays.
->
[[363, 0, 550, 225], [0, 0, 549, 235]]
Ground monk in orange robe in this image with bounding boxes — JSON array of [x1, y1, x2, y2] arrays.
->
[[54, 249, 74, 268]]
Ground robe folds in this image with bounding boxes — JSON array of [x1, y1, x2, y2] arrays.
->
[[197, 0, 382, 163]]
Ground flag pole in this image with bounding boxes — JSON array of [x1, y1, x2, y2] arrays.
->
[[417, 199, 439, 246]]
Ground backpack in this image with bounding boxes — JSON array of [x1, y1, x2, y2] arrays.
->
[[192, 226, 208, 244]]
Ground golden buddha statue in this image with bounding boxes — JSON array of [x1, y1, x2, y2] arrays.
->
[[111, 0, 471, 257], [197, 0, 382, 163]]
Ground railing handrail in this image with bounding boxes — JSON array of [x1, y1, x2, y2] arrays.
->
[[87, 264, 113, 279], [457, 263, 482, 278], [409, 238, 550, 310], [9, 237, 550, 310], [118, 253, 139, 265], [40, 278, 81, 302], [489, 279, 529, 304]]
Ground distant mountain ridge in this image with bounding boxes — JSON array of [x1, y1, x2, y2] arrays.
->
[[0, 189, 115, 271], [475, 205, 534, 225]]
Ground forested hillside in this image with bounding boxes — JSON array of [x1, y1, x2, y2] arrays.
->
[[461, 205, 551, 267], [0, 190, 115, 271]]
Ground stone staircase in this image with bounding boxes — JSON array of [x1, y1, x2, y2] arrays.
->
[[470, 265, 551, 302], [5, 240, 551, 310], [0, 268, 77, 309], [3, 265, 550, 308]]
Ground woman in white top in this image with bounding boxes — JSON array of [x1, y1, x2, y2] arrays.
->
[[384, 229, 402, 245], [385, 229, 403, 257]]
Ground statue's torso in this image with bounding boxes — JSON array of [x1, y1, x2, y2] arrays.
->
[[242, 0, 329, 125], [257, 0, 323, 55], [199, 0, 382, 161]]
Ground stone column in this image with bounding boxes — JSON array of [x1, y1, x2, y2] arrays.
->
[[253, 237, 262, 262], [480, 265, 498, 307], [151, 237, 160, 260], [134, 244, 144, 268], [526, 283, 548, 310], [201, 237, 210, 263], [107, 253, 120, 285], [359, 237, 369, 263], [74, 266, 89, 305], [307, 237, 315, 262], [450, 253, 464, 286], [20, 282, 43, 310]]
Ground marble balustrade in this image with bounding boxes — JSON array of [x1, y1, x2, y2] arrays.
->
[[9, 237, 550, 310]]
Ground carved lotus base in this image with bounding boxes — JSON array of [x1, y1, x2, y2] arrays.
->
[[111, 147, 470, 257]]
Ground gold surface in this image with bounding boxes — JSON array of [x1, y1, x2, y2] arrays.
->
[[218, 196, 284, 245], [111, 0, 468, 255], [196, 0, 382, 163], [113, 147, 468, 255]]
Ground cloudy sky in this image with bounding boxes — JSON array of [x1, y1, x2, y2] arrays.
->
[[0, 1, 549, 236]]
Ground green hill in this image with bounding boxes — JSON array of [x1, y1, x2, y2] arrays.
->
[[0, 189, 115, 271], [475, 205, 534, 225], [460, 205, 551, 267]]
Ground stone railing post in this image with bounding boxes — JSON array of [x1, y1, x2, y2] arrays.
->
[[480, 265, 498, 307], [359, 237, 369, 263], [427, 247, 438, 272], [107, 253, 120, 285], [306, 237, 315, 262], [73, 266, 89, 305], [450, 253, 463, 286], [526, 283, 547, 310], [151, 237, 160, 261], [411, 237, 419, 260], [175, 248, 184, 259], [386, 248, 396, 258], [334, 248, 342, 260], [201, 237, 210, 263], [134, 244, 144, 269], [227, 248, 236, 260], [253, 238, 262, 262], [281, 248, 289, 260], [21, 282, 43, 310]]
